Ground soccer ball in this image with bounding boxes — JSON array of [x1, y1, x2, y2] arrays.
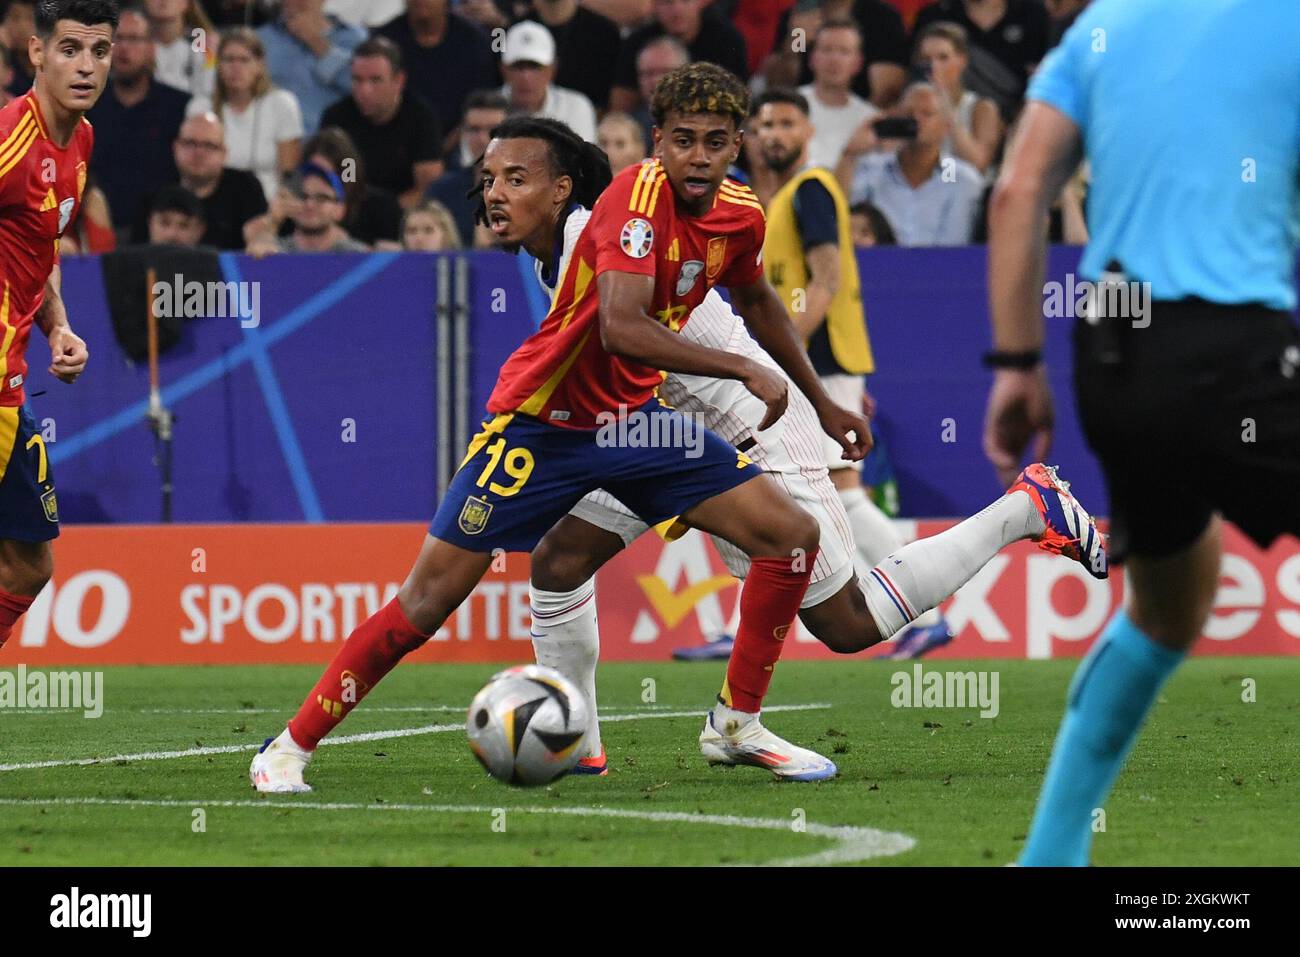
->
[[466, 664, 590, 786]]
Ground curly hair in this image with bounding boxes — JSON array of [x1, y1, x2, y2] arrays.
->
[[649, 62, 750, 130]]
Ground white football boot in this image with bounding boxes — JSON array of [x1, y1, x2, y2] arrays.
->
[[250, 729, 314, 793], [699, 710, 837, 781], [1011, 463, 1108, 580]]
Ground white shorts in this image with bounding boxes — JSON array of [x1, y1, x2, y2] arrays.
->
[[819, 373, 865, 471], [571, 371, 857, 609]]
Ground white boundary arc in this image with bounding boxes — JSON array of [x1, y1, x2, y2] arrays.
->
[[0, 797, 917, 866]]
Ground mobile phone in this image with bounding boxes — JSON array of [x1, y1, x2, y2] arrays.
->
[[873, 117, 919, 139]]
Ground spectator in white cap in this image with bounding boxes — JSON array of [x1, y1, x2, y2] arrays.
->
[[499, 20, 597, 144]]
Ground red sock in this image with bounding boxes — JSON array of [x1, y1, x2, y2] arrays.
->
[[722, 550, 817, 713], [287, 597, 429, 749], [0, 588, 35, 650]]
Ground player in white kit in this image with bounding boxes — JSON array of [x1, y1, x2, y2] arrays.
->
[[481, 119, 1108, 778]]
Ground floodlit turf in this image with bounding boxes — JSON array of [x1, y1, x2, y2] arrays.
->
[[0, 659, 1295, 866]]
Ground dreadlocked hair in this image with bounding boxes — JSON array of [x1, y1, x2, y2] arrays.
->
[[470, 116, 613, 228], [650, 62, 750, 130]]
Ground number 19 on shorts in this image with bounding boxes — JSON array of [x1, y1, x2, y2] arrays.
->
[[474, 438, 535, 497]]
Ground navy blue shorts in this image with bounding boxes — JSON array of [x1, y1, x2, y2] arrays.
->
[[0, 404, 59, 542], [430, 399, 762, 553]]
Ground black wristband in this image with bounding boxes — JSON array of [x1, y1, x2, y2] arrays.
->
[[982, 349, 1042, 370]]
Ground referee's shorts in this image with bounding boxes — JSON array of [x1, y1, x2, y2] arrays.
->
[[1074, 299, 1300, 562]]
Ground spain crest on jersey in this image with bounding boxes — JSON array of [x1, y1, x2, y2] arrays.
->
[[458, 495, 493, 535], [706, 236, 727, 280]]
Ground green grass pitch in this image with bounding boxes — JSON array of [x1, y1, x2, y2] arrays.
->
[[0, 659, 1295, 866]]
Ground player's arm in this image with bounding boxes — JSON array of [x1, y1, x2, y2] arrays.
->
[[983, 101, 1083, 486], [597, 269, 791, 429], [35, 264, 89, 384], [787, 176, 845, 339], [793, 243, 839, 340], [730, 275, 870, 462]]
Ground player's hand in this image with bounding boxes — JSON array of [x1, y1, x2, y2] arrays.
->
[[983, 366, 1054, 488], [843, 116, 880, 159], [741, 360, 788, 431], [269, 189, 301, 226], [48, 326, 88, 384], [820, 401, 872, 462]]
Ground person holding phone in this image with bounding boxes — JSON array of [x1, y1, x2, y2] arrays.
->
[[915, 21, 1002, 174], [844, 82, 983, 246]]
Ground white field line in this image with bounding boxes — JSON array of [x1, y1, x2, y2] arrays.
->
[[0, 703, 832, 773], [0, 796, 916, 866]]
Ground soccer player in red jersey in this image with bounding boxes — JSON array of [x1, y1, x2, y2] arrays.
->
[[253, 64, 875, 791], [0, 1, 116, 654]]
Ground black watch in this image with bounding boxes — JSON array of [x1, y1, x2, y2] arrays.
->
[[982, 349, 1042, 370]]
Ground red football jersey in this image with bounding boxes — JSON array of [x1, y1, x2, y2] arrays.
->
[[488, 158, 766, 429], [0, 92, 93, 407]]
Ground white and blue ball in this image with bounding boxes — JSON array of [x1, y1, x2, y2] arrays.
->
[[466, 664, 590, 787]]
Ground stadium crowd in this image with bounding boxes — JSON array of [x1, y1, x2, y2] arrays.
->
[[0, 0, 1091, 256]]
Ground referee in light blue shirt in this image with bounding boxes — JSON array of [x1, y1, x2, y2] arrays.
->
[[983, 0, 1300, 866]]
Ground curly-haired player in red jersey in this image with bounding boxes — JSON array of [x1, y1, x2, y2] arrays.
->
[[252, 64, 875, 791], [0, 1, 118, 654]]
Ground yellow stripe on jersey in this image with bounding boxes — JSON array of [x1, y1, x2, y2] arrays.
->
[[0, 405, 19, 481], [517, 328, 593, 418], [644, 175, 667, 218], [635, 172, 664, 215], [719, 188, 758, 206], [458, 413, 515, 470], [0, 283, 12, 391], [0, 113, 37, 179], [719, 181, 755, 197], [0, 127, 37, 180], [628, 162, 655, 212], [0, 113, 34, 165], [719, 193, 765, 215], [558, 257, 594, 331], [26, 96, 47, 138]]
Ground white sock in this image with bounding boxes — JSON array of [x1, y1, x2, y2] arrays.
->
[[860, 491, 1044, 638], [712, 700, 759, 728], [529, 578, 602, 758], [839, 485, 941, 628]]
